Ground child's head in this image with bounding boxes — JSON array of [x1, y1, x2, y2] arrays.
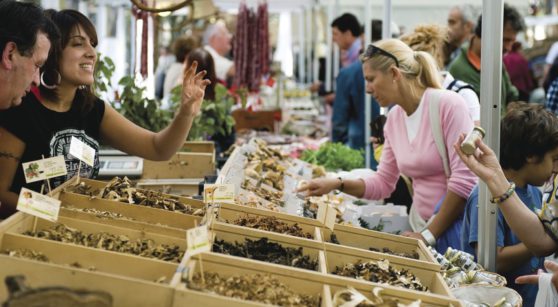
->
[[501, 102, 558, 185]]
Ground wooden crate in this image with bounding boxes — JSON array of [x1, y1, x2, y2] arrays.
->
[[322, 224, 437, 264], [0, 256, 175, 306], [136, 178, 200, 197], [58, 207, 186, 239], [211, 221, 327, 273], [174, 252, 328, 307], [218, 203, 321, 239], [0, 232, 177, 283], [231, 109, 280, 133], [142, 152, 215, 179], [180, 141, 215, 154], [322, 242, 451, 296], [1, 213, 187, 254]]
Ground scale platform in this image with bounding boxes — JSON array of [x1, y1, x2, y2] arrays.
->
[[98, 149, 143, 178]]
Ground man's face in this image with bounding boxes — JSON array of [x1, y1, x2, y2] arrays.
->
[[2, 32, 50, 109], [332, 27, 351, 50], [447, 8, 469, 47], [212, 27, 232, 56], [502, 22, 518, 54]]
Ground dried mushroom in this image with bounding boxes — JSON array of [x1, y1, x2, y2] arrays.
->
[[1, 249, 49, 262], [333, 259, 428, 292], [241, 179, 284, 206], [332, 287, 422, 307], [368, 247, 420, 260], [230, 215, 313, 239], [244, 139, 289, 191], [25, 224, 184, 263], [189, 272, 319, 306], [66, 177, 204, 216], [303, 195, 344, 223], [213, 237, 317, 271]]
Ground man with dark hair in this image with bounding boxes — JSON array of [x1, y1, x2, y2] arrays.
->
[[331, 19, 381, 169], [0, 0, 58, 109], [462, 103, 558, 307], [448, 3, 523, 107], [331, 13, 363, 68]]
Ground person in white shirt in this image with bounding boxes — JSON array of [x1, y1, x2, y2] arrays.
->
[[203, 22, 234, 81]]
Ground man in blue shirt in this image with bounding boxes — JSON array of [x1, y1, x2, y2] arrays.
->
[[461, 103, 558, 307]]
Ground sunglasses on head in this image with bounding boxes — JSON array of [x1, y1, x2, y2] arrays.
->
[[361, 44, 400, 67]]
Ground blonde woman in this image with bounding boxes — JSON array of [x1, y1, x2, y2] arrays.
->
[[298, 39, 477, 252], [401, 24, 480, 125]]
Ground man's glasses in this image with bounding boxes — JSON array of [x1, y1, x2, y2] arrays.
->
[[360, 44, 400, 67]]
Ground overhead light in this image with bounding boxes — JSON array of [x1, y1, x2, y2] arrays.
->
[[158, 11, 172, 17]]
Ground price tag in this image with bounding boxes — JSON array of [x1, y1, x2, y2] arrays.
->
[[186, 225, 211, 256], [69, 136, 95, 166], [16, 188, 61, 222], [317, 202, 336, 230], [203, 184, 235, 204], [22, 156, 67, 183]]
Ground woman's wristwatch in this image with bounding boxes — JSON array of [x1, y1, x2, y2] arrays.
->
[[420, 229, 436, 246]]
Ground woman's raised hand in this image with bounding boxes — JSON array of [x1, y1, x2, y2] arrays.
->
[[454, 133, 504, 184], [180, 61, 211, 116]]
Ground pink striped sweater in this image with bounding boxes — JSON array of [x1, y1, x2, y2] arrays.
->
[[363, 88, 478, 220]]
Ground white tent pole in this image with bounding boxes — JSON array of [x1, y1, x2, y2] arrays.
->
[[298, 10, 306, 83], [478, 0, 504, 272], [325, 0, 334, 91], [364, 0, 372, 168], [379, 0, 392, 117], [306, 5, 313, 83]]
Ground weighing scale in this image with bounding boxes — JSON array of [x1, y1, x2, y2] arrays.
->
[[98, 149, 143, 178]]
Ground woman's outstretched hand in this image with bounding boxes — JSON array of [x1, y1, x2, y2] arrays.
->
[[453, 133, 504, 185], [180, 61, 211, 117]]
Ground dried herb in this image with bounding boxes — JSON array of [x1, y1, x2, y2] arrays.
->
[[368, 247, 420, 260], [332, 287, 421, 307], [330, 233, 340, 244], [213, 237, 317, 271], [1, 249, 49, 262], [25, 224, 184, 263], [66, 177, 204, 216], [333, 259, 428, 292], [189, 272, 320, 306], [241, 179, 284, 206], [230, 215, 313, 239]]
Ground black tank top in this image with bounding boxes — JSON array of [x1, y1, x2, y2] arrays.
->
[[0, 90, 105, 193]]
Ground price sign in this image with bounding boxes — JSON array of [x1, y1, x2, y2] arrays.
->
[[22, 156, 67, 183], [16, 188, 61, 222], [203, 184, 235, 204], [69, 136, 95, 166], [186, 225, 211, 256]]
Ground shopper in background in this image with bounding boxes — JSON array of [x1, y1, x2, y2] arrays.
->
[[203, 21, 234, 82], [401, 24, 480, 126], [298, 39, 477, 253], [0, 9, 210, 218], [163, 36, 198, 101], [461, 103, 558, 307], [455, 120, 558, 306], [0, 0, 59, 110], [331, 19, 381, 169], [446, 4, 477, 66], [503, 42, 535, 102], [154, 45, 176, 100], [448, 3, 523, 108]]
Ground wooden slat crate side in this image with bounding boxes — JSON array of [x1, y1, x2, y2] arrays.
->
[[1, 233, 177, 282], [59, 208, 187, 238], [142, 153, 215, 179], [181, 141, 215, 154], [59, 191, 202, 230]]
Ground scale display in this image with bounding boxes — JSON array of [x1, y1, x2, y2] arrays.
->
[[98, 155, 143, 178]]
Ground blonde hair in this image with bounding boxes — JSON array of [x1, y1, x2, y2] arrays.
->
[[400, 24, 448, 69], [362, 38, 442, 99]]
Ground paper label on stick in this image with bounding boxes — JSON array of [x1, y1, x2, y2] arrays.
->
[[317, 202, 336, 230], [22, 156, 67, 183], [69, 136, 95, 166], [16, 188, 61, 222], [203, 184, 235, 204], [186, 225, 211, 256]]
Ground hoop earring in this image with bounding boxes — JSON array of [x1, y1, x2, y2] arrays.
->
[[40, 71, 61, 90]]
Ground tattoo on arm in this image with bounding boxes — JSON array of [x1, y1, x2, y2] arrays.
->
[[0, 152, 21, 161]]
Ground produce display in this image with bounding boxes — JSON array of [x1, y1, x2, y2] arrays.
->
[[332, 259, 428, 292], [1, 249, 49, 263], [188, 272, 320, 307], [212, 237, 318, 271], [67, 177, 204, 216], [24, 224, 184, 263], [230, 215, 314, 239], [301, 142, 364, 171]]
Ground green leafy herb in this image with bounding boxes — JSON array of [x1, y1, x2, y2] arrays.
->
[[352, 200, 367, 206], [300, 142, 364, 171]]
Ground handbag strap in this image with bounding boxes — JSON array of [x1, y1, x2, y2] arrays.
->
[[428, 89, 451, 178]]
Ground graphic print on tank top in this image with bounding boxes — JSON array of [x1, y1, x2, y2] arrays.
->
[[49, 129, 100, 187]]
